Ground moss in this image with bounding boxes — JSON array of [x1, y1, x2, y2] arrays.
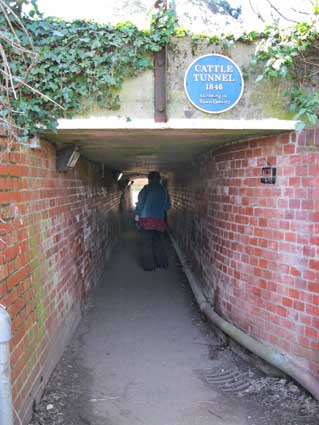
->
[[29, 225, 47, 334], [243, 74, 293, 119]]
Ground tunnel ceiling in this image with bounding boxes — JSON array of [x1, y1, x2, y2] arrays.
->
[[46, 119, 296, 176]]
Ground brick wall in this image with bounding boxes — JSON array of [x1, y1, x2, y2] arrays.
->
[[0, 135, 122, 424], [169, 130, 319, 382]]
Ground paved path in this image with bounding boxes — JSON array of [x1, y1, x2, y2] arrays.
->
[[68, 228, 252, 425], [29, 228, 319, 425]]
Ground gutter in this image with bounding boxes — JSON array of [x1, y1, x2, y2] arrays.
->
[[0, 305, 14, 425], [169, 234, 319, 401]]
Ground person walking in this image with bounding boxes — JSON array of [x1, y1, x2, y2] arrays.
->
[[134, 171, 171, 271]]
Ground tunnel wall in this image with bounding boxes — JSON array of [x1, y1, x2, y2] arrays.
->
[[169, 130, 319, 383], [0, 134, 122, 424]]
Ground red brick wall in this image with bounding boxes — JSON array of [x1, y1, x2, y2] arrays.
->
[[0, 136, 122, 424], [169, 130, 319, 382]]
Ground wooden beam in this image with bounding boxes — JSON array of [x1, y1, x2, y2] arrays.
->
[[154, 49, 167, 123], [154, 0, 168, 123]]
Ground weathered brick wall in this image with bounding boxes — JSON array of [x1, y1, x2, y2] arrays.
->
[[0, 135, 122, 424], [169, 130, 319, 382]]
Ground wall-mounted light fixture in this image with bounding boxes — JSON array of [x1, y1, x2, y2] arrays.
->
[[112, 169, 123, 182], [56, 146, 80, 172]]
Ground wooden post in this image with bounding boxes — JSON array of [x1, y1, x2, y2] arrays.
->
[[154, 0, 168, 123]]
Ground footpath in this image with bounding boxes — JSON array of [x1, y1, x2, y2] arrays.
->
[[29, 227, 319, 425]]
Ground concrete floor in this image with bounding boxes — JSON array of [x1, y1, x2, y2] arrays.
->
[[69, 228, 252, 425], [29, 227, 319, 425], [81, 232, 251, 425]]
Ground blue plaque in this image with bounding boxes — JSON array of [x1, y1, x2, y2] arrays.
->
[[184, 54, 244, 114]]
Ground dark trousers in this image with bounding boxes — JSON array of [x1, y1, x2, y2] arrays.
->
[[141, 229, 168, 271]]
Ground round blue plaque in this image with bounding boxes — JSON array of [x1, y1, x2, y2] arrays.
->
[[184, 54, 244, 114]]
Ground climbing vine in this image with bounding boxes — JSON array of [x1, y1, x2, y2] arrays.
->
[[1, 2, 177, 142], [253, 20, 319, 130], [0, 0, 39, 143], [1, 0, 319, 143]]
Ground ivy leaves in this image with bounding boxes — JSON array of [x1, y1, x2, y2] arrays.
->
[[6, 6, 178, 141], [289, 86, 319, 131], [254, 21, 319, 129]]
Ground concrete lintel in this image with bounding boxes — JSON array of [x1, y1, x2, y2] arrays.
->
[[57, 118, 297, 132]]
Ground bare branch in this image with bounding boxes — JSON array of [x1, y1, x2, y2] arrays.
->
[[0, 68, 65, 110], [302, 58, 319, 69], [0, 31, 35, 55], [0, 43, 17, 99], [0, 116, 24, 130], [264, 0, 299, 23], [248, 0, 266, 23], [0, 0, 63, 145], [0, 0, 34, 49], [291, 7, 310, 16]]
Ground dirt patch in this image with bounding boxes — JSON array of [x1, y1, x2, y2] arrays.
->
[[29, 317, 106, 425]]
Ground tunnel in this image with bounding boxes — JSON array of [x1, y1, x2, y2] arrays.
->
[[1, 38, 319, 425], [1, 117, 319, 424]]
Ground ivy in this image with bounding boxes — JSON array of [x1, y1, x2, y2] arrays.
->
[[253, 21, 319, 128], [1, 3, 178, 142], [178, 27, 267, 55]]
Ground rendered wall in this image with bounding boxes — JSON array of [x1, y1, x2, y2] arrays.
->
[[169, 129, 319, 382], [167, 38, 292, 120], [77, 70, 155, 120], [70, 38, 295, 122], [0, 134, 122, 424]]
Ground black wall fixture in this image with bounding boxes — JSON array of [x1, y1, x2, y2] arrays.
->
[[261, 167, 276, 184], [56, 146, 80, 172]]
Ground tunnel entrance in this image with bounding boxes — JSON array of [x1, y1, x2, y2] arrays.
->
[[45, 119, 319, 402], [3, 120, 319, 424]]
